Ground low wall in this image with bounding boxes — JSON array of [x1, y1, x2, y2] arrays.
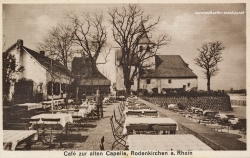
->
[[141, 95, 231, 111], [230, 100, 246, 106]]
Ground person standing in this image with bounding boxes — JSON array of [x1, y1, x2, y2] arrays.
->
[[95, 90, 103, 119]]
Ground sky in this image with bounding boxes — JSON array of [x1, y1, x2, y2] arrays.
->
[[2, 3, 246, 91]]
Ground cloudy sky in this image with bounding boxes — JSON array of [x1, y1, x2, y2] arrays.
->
[[3, 3, 246, 91]]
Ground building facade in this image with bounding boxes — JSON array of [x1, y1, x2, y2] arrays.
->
[[3, 39, 72, 103]]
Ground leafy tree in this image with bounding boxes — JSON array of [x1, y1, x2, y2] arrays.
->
[[2, 53, 24, 98], [194, 41, 225, 91]]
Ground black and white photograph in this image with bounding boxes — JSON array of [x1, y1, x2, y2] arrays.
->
[[1, 0, 248, 157]]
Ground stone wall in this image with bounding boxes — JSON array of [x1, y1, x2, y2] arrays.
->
[[141, 95, 232, 111]]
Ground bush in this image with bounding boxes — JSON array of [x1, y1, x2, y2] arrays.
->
[[177, 103, 186, 110]]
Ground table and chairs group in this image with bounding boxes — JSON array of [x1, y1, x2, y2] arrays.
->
[[3, 99, 98, 151], [109, 96, 212, 151]]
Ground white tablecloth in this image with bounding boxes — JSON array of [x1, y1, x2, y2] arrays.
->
[[3, 130, 37, 151], [72, 109, 87, 117], [15, 103, 43, 111], [127, 134, 212, 150], [31, 113, 73, 127], [123, 117, 178, 134], [123, 108, 158, 117]]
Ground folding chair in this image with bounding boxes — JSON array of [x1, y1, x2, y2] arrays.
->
[[120, 101, 125, 111], [143, 111, 159, 117], [41, 118, 61, 150], [100, 136, 105, 150], [152, 125, 177, 134], [110, 116, 128, 150], [118, 104, 124, 119], [113, 110, 123, 131], [126, 124, 149, 135]]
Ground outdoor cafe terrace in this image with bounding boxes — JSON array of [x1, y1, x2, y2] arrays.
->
[[3, 95, 246, 151]]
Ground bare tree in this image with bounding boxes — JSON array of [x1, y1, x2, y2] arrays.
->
[[37, 24, 75, 69], [67, 12, 109, 71], [109, 4, 170, 94], [37, 24, 75, 108], [194, 41, 225, 91], [67, 12, 111, 99]]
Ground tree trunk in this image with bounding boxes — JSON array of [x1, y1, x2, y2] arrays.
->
[[76, 86, 79, 102], [207, 76, 211, 92], [125, 84, 131, 96]]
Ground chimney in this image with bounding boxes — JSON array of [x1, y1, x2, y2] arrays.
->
[[17, 39, 23, 50], [40, 51, 45, 56]]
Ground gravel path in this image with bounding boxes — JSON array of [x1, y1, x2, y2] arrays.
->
[[57, 101, 125, 150]]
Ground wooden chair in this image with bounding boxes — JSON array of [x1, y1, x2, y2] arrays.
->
[[126, 124, 149, 135], [143, 111, 158, 117], [110, 116, 128, 150], [152, 125, 177, 134], [100, 136, 105, 150]]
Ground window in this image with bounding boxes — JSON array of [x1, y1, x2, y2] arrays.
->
[[188, 83, 190, 87], [168, 79, 171, 84], [10, 58, 16, 71], [146, 46, 150, 52], [54, 82, 60, 95], [139, 46, 143, 52], [147, 79, 151, 84], [47, 82, 52, 95], [61, 83, 66, 93]]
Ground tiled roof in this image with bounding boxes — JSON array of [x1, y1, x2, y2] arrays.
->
[[141, 55, 197, 78], [71, 57, 111, 85], [23, 47, 72, 76], [138, 23, 154, 45]]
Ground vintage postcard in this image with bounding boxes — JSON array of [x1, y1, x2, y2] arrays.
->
[[1, 0, 249, 158]]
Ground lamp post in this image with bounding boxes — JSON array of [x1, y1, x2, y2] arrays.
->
[[51, 58, 54, 110]]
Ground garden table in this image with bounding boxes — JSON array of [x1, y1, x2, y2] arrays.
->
[[126, 135, 213, 150], [31, 113, 73, 127], [123, 108, 158, 117], [3, 130, 37, 151], [14, 103, 43, 111], [50, 109, 88, 118], [123, 117, 178, 134], [31, 113, 73, 136]]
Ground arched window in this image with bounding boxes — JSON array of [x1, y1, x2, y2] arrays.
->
[[139, 46, 143, 52]]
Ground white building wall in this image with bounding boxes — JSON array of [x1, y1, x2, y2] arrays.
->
[[8, 48, 71, 100], [116, 65, 139, 92], [140, 78, 197, 93], [22, 50, 47, 86]]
